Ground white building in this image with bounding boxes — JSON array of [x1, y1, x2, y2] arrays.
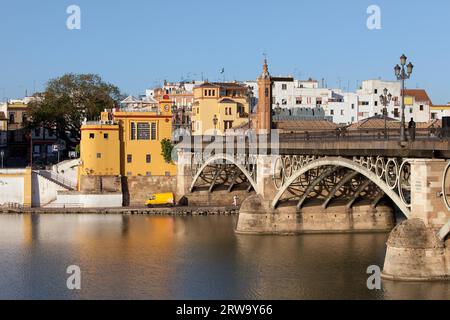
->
[[245, 77, 434, 125], [356, 80, 431, 123], [326, 92, 359, 125], [430, 104, 450, 120]]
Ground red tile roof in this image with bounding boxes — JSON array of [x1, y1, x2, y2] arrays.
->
[[402, 89, 432, 104], [347, 116, 400, 130]]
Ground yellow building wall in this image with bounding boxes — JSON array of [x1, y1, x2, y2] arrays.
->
[[23, 167, 32, 208], [192, 86, 249, 135], [80, 124, 121, 176], [114, 112, 176, 177]]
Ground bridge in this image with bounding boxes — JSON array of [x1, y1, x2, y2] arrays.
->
[[176, 130, 450, 281]]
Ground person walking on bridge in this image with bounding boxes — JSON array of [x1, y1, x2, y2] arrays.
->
[[408, 118, 416, 142]]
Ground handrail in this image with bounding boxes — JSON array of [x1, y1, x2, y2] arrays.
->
[[35, 170, 77, 190]]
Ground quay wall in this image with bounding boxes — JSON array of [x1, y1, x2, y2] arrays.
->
[[122, 175, 178, 207]]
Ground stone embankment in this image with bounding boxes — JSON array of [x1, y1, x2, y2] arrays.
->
[[1, 206, 239, 216]]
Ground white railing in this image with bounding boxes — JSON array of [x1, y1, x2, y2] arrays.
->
[[35, 170, 77, 190]]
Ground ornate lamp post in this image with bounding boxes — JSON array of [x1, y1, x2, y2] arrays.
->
[[394, 54, 414, 142], [379, 88, 392, 139], [212, 114, 218, 136]]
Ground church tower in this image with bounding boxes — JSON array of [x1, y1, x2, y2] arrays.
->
[[256, 58, 272, 133]]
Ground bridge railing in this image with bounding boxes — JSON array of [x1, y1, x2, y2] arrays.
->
[[279, 128, 450, 142]]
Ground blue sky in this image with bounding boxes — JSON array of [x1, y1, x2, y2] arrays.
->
[[1, 0, 449, 104]]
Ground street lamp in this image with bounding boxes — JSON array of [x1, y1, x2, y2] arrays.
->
[[379, 88, 392, 139], [212, 114, 218, 136], [395, 54, 414, 142]]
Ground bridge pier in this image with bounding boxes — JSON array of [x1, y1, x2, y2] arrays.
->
[[383, 159, 450, 281], [236, 195, 394, 234]]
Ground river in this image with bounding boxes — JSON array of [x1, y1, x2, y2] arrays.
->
[[0, 214, 449, 300]]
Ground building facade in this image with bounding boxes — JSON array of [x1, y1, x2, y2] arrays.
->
[[191, 82, 250, 135], [430, 104, 450, 120], [80, 96, 176, 179]]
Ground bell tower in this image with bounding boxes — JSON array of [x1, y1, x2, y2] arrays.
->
[[256, 58, 272, 133]]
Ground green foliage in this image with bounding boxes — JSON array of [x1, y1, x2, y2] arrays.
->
[[161, 139, 174, 164], [26, 73, 123, 146]]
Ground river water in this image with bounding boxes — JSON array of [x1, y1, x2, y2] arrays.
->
[[0, 214, 449, 300]]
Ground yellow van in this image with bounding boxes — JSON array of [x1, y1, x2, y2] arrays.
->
[[145, 193, 175, 208]]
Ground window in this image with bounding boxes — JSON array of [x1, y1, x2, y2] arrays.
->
[[351, 104, 355, 110], [137, 122, 150, 140], [146, 172, 152, 177], [410, 108, 413, 114], [22, 113, 27, 122], [89, 133, 95, 139], [374, 89, 378, 94], [97, 153, 102, 159], [151, 123, 157, 140], [420, 105, 424, 111], [224, 121, 234, 130], [9, 113, 14, 124], [374, 101, 378, 106], [33, 145, 40, 153], [146, 154, 151, 163], [165, 172, 171, 177], [131, 122, 136, 140], [341, 110, 344, 116], [104, 133, 109, 139], [330, 110, 334, 115], [127, 154, 132, 163], [431, 113, 437, 120], [282, 84, 287, 90], [265, 88, 269, 97], [296, 97, 302, 105], [35, 128, 41, 137]]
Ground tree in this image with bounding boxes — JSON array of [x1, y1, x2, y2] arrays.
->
[[161, 139, 174, 164], [26, 74, 123, 147]]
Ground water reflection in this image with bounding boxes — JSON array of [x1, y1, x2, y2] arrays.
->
[[0, 214, 448, 300]]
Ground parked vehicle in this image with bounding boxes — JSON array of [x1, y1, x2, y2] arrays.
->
[[145, 193, 175, 208]]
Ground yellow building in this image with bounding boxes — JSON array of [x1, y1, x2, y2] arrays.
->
[[79, 96, 176, 180], [114, 96, 176, 177], [80, 113, 121, 176], [191, 82, 250, 135]]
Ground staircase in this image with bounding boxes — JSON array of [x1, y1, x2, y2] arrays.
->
[[34, 170, 77, 191]]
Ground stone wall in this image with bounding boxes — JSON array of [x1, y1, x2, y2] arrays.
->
[[236, 196, 394, 234], [411, 159, 450, 228], [185, 189, 254, 207], [80, 176, 122, 193], [122, 175, 177, 207]]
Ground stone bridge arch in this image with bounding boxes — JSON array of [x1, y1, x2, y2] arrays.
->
[[271, 157, 411, 218]]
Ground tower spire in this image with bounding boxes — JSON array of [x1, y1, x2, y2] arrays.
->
[[261, 54, 270, 78]]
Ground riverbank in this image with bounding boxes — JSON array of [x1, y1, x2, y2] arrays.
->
[[1, 206, 239, 216]]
